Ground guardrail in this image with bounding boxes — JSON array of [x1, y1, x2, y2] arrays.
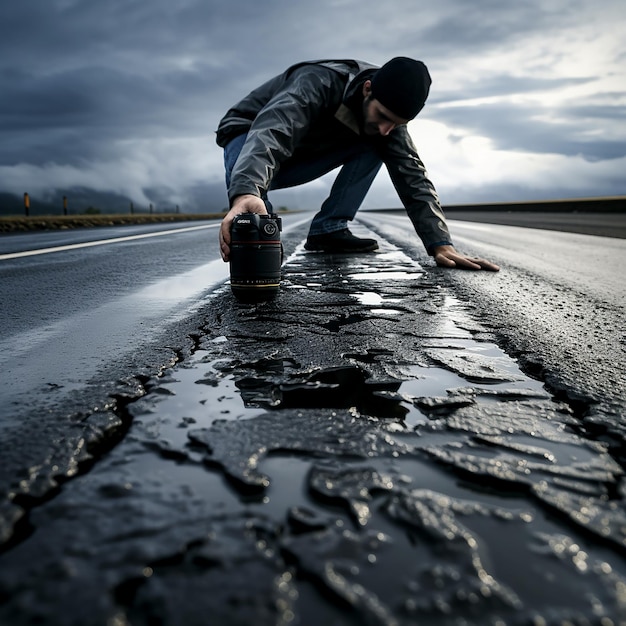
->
[[442, 197, 626, 213]]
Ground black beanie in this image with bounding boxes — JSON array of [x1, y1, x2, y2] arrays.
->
[[370, 57, 431, 120]]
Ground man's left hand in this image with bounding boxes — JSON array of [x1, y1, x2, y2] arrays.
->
[[432, 245, 500, 271]]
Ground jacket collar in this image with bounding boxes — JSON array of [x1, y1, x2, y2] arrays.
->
[[334, 68, 375, 135]]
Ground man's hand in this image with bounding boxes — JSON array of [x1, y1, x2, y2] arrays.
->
[[432, 244, 500, 272], [219, 194, 268, 261]]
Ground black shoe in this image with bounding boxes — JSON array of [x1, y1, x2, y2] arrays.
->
[[304, 228, 379, 253]]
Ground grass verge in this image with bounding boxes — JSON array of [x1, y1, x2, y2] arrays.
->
[[0, 213, 228, 233]]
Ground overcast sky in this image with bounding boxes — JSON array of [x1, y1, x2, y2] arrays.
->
[[0, 0, 624, 214]]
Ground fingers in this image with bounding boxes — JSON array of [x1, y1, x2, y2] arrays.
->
[[454, 255, 500, 271], [451, 255, 484, 271], [219, 219, 232, 262], [473, 258, 500, 272], [219, 196, 268, 261], [434, 252, 457, 268], [219, 231, 230, 262], [435, 251, 500, 272]]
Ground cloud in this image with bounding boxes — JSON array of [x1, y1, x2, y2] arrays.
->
[[0, 135, 229, 213], [0, 0, 624, 215], [428, 99, 626, 161]]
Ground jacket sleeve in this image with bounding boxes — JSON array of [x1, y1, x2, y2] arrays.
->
[[382, 127, 453, 253], [226, 67, 338, 202]]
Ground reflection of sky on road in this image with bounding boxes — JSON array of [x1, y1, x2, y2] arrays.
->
[[134, 258, 228, 303], [0, 258, 230, 427], [0, 257, 229, 365]]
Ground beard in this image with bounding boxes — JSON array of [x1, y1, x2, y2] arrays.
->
[[361, 95, 382, 136]]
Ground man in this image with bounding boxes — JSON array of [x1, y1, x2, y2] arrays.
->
[[216, 57, 499, 271]]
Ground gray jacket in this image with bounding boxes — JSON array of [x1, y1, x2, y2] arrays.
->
[[216, 59, 452, 252]]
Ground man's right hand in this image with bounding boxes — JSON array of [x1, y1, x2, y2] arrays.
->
[[219, 194, 268, 261]]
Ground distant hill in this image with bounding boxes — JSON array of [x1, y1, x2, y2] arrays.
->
[[0, 190, 143, 217]]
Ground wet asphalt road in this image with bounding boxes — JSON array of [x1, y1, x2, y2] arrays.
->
[[1, 213, 625, 625], [0, 220, 226, 423]]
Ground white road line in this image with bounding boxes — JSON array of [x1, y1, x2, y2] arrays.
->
[[0, 223, 219, 261]]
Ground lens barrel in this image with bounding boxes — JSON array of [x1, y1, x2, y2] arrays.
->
[[229, 213, 282, 303]]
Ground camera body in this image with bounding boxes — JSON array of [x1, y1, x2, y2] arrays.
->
[[229, 213, 282, 303]]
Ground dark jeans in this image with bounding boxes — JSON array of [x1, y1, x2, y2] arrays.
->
[[223, 133, 383, 235]]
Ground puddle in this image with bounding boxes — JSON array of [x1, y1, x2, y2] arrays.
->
[[346, 250, 424, 284], [348, 271, 420, 281], [351, 291, 402, 306], [369, 308, 403, 316]]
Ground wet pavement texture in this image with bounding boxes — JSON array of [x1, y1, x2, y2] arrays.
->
[[1, 225, 626, 625]]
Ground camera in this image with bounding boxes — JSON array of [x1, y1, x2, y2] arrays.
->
[[229, 213, 282, 303]]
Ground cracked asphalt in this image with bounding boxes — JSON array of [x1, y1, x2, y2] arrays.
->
[[1, 219, 625, 625]]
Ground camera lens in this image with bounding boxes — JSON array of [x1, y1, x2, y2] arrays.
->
[[229, 214, 282, 303]]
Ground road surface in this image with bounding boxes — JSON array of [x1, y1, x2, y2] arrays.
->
[[1, 213, 625, 625], [0, 221, 226, 422]]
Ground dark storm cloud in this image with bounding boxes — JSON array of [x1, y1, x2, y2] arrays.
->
[[0, 64, 215, 165], [429, 98, 626, 162], [0, 2, 232, 160], [433, 104, 626, 161], [419, 1, 577, 51], [0, 0, 329, 165], [428, 75, 593, 105]]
